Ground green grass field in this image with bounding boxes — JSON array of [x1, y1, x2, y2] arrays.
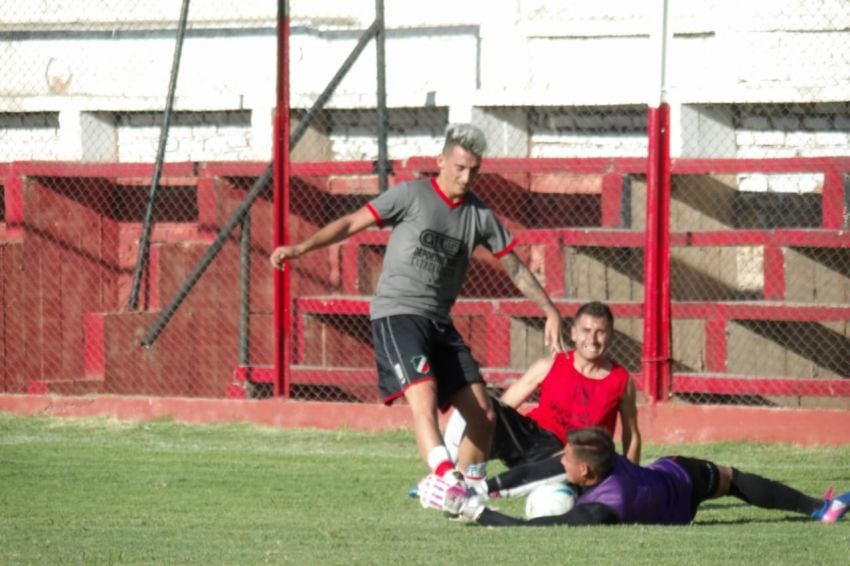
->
[[1, 413, 848, 565]]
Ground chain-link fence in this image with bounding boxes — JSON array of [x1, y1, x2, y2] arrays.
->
[[1, 0, 278, 399], [665, 1, 850, 407], [1, 1, 848, 409]]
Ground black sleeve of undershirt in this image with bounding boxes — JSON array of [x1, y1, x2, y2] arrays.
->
[[486, 454, 565, 494], [476, 502, 619, 527]]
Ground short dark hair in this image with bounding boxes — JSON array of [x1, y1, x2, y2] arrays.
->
[[567, 427, 615, 479], [573, 301, 614, 329]]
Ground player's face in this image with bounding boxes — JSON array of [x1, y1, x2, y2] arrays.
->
[[560, 444, 586, 485], [436, 145, 481, 201], [570, 314, 612, 364]]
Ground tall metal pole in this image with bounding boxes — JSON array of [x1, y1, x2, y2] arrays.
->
[[642, 0, 672, 402], [643, 106, 662, 402], [129, 0, 191, 310], [656, 0, 673, 403], [273, 0, 292, 398], [657, 103, 672, 402], [375, 0, 391, 191]]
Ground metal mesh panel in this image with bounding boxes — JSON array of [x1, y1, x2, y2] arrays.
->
[[1, 1, 847, 410], [1, 1, 278, 398], [241, 4, 654, 402], [667, 1, 850, 407]]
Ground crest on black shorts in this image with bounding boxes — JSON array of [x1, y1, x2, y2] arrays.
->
[[410, 354, 430, 374]]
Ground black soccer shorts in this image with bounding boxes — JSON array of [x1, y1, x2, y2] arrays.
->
[[489, 396, 564, 468], [668, 455, 721, 517], [372, 314, 484, 409]]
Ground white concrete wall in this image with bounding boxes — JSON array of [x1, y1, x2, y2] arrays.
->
[[0, 0, 848, 165]]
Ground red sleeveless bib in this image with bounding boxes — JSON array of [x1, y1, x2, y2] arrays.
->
[[526, 351, 629, 443]]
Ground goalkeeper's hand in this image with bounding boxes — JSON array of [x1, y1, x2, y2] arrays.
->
[[417, 473, 486, 520], [418, 473, 463, 511]]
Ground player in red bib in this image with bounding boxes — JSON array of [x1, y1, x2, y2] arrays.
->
[[444, 301, 641, 484]]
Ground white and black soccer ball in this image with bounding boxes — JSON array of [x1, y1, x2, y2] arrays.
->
[[524, 482, 577, 520]]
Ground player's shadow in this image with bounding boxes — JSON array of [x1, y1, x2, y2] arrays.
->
[[694, 501, 814, 525], [694, 516, 812, 525]]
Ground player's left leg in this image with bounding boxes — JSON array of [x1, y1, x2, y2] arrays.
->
[[442, 409, 467, 464], [449, 382, 495, 475], [713, 462, 828, 517], [433, 322, 495, 478]]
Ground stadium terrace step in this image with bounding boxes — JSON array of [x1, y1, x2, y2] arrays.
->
[[295, 296, 850, 321], [230, 365, 850, 401], [672, 373, 850, 397], [230, 364, 527, 400], [292, 296, 850, 397], [27, 376, 105, 395]]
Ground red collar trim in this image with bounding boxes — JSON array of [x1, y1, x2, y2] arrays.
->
[[430, 177, 464, 209]]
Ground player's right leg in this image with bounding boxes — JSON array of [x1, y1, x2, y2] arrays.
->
[[372, 315, 453, 478], [403, 379, 448, 469]]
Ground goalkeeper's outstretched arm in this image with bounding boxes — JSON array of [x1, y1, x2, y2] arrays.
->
[[474, 502, 619, 527]]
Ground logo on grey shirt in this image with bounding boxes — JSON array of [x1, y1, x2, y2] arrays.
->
[[412, 230, 466, 277], [419, 230, 466, 257]]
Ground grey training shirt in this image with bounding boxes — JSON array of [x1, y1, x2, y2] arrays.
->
[[366, 177, 514, 323]]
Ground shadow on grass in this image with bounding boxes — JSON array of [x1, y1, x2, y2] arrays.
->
[[694, 515, 813, 526], [697, 501, 750, 511], [695, 500, 818, 525]]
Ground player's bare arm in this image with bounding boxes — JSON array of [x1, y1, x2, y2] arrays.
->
[[618, 377, 642, 464], [270, 206, 377, 269], [499, 356, 554, 408], [499, 251, 565, 353]]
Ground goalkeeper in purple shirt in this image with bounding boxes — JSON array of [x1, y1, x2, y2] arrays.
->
[[419, 427, 849, 526]]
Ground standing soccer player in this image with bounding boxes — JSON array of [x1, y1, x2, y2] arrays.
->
[[270, 124, 565, 486]]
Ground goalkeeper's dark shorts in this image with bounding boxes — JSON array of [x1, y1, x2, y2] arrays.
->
[[489, 396, 563, 468], [667, 456, 721, 517]]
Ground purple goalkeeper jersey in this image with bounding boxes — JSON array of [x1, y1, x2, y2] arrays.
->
[[577, 454, 694, 524]]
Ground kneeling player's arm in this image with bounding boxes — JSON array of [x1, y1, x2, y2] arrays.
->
[[487, 453, 565, 496], [475, 503, 619, 527]]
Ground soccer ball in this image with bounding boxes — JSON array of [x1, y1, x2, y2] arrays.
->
[[524, 482, 576, 520]]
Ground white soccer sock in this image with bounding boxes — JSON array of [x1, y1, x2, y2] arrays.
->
[[443, 410, 467, 464]]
